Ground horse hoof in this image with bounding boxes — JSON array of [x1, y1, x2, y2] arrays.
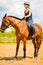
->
[[15, 56, 17, 58], [34, 53, 38, 58], [23, 56, 26, 58], [34, 55, 37, 58]]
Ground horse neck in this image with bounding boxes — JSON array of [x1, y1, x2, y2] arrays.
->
[[7, 16, 20, 30]]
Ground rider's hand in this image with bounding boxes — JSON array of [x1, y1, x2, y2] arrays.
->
[[22, 17, 26, 20]]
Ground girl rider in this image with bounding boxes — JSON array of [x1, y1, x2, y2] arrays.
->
[[23, 2, 36, 38]]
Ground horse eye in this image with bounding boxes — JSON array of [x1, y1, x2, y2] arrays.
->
[[3, 20, 6, 24], [5, 20, 6, 22], [4, 20, 6, 24]]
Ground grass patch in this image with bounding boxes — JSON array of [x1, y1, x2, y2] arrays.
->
[[0, 28, 16, 37]]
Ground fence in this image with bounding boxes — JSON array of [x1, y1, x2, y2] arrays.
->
[[0, 37, 16, 44], [0, 37, 43, 44]]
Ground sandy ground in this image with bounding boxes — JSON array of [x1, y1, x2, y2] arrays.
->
[[0, 41, 43, 65]]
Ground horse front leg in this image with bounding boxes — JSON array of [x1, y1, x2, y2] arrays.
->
[[23, 43, 26, 58], [15, 38, 20, 58], [23, 38, 26, 58]]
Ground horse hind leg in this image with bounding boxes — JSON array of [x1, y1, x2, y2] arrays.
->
[[32, 39, 37, 58], [36, 37, 41, 56], [33, 37, 41, 58]]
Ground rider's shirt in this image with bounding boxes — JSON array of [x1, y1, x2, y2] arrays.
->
[[25, 10, 32, 18], [24, 10, 33, 26]]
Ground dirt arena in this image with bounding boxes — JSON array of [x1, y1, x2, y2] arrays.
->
[[0, 41, 43, 65]]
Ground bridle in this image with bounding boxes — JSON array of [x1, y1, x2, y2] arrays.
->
[[1, 16, 24, 29]]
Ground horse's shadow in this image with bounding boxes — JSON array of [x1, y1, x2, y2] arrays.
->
[[0, 56, 33, 61], [0, 56, 15, 60]]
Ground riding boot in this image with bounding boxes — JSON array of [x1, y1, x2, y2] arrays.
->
[[27, 22, 36, 37], [30, 26, 36, 38]]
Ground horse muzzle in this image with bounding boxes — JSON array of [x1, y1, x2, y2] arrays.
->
[[1, 30, 4, 32], [0, 28, 5, 33]]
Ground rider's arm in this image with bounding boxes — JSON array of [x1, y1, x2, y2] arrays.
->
[[25, 9, 32, 18]]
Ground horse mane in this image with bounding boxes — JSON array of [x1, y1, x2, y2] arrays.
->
[[8, 16, 23, 20]]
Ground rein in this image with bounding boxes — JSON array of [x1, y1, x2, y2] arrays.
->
[[8, 16, 25, 25], [8, 19, 23, 28], [15, 19, 25, 25], [16, 21, 22, 25]]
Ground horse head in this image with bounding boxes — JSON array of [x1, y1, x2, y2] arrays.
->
[[1, 14, 10, 32]]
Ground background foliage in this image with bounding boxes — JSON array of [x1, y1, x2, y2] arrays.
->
[[0, 28, 43, 44]]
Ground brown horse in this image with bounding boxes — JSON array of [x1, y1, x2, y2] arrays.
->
[[1, 14, 42, 58]]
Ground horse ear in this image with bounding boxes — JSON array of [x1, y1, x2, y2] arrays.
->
[[3, 13, 7, 18], [5, 13, 7, 17]]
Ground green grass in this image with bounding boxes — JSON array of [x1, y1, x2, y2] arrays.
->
[[41, 32, 43, 39], [0, 28, 16, 37], [0, 29, 16, 44]]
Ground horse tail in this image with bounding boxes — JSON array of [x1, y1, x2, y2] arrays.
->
[[34, 23, 42, 36]]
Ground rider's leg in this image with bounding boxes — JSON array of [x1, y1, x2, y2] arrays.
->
[[26, 18, 36, 38], [30, 25, 36, 38], [26, 22, 35, 37], [26, 21, 35, 36], [26, 22, 30, 32], [28, 19, 36, 38]]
